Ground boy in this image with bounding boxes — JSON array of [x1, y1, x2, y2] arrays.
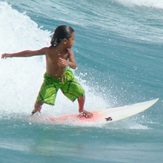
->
[[1, 25, 93, 118]]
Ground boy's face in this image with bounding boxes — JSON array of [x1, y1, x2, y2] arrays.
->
[[66, 32, 75, 48]]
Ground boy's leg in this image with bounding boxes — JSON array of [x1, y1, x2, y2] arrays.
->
[[61, 69, 93, 118], [31, 101, 43, 115], [78, 96, 93, 118], [78, 96, 85, 112], [31, 73, 59, 115]]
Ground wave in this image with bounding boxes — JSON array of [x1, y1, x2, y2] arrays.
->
[[1, 1, 163, 45], [0, 1, 161, 125]]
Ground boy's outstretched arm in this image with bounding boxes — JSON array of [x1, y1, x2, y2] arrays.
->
[[1, 47, 47, 59]]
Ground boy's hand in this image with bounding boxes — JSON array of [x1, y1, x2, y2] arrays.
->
[[58, 57, 69, 67], [1, 53, 10, 59]]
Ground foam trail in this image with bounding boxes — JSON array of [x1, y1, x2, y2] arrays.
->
[[0, 2, 108, 117], [115, 0, 163, 9]]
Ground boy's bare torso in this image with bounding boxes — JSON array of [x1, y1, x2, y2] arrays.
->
[[45, 47, 69, 78]]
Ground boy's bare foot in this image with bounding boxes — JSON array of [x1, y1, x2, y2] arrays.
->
[[31, 101, 43, 115], [79, 110, 93, 118], [31, 107, 41, 115]]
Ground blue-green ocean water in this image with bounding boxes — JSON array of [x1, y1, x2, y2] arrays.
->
[[0, 0, 163, 162]]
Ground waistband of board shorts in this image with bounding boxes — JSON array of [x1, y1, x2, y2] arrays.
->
[[44, 69, 74, 83]]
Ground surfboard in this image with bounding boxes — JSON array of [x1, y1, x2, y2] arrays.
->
[[30, 98, 159, 125]]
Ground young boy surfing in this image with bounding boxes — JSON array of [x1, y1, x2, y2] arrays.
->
[[1, 25, 93, 118]]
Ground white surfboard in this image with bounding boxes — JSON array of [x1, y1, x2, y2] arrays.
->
[[102, 98, 159, 123], [30, 98, 159, 125]]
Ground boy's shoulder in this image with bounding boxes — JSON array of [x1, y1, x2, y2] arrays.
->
[[45, 46, 56, 52], [44, 46, 58, 56]]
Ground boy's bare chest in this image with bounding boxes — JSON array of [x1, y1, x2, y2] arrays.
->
[[47, 53, 69, 63]]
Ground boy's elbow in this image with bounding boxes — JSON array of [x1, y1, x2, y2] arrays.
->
[[73, 64, 77, 69], [71, 65, 77, 69], [69, 62, 77, 69]]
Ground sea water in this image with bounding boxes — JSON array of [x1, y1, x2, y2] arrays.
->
[[0, 0, 163, 163]]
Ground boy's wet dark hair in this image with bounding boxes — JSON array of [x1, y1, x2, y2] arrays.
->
[[51, 25, 74, 46]]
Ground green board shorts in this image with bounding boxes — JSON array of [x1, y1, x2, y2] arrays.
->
[[36, 69, 85, 105]]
